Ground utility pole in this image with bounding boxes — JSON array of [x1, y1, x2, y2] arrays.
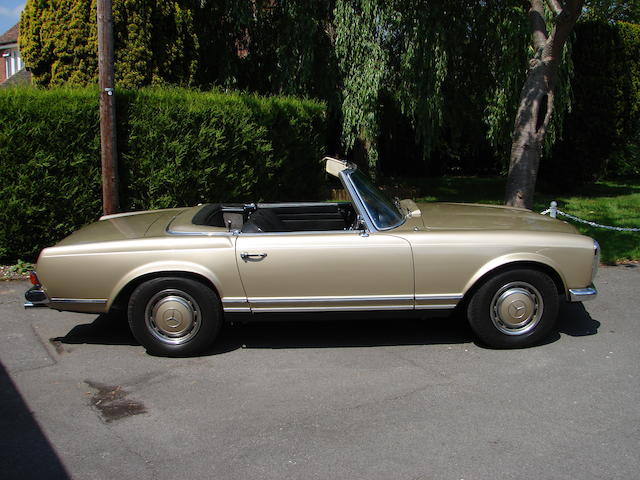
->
[[97, 0, 119, 215]]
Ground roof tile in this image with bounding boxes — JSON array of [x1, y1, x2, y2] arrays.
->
[[0, 23, 19, 46]]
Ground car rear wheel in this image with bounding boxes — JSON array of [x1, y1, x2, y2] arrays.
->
[[467, 268, 559, 348], [128, 277, 222, 356]]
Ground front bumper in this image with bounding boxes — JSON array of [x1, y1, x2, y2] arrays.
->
[[24, 285, 50, 308], [568, 284, 598, 302]]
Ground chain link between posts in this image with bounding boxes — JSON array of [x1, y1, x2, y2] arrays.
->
[[540, 202, 640, 232]]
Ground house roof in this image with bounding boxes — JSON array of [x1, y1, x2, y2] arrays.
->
[[0, 67, 31, 87], [0, 23, 19, 46]]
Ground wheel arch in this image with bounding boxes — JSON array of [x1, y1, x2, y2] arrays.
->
[[461, 258, 567, 308], [108, 265, 221, 312]]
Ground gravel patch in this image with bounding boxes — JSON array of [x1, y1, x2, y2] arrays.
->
[[0, 265, 30, 281]]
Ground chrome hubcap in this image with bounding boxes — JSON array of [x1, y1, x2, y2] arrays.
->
[[145, 289, 201, 345], [490, 282, 543, 336]]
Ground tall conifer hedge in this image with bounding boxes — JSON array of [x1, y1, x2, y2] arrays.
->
[[19, 0, 200, 88], [0, 88, 326, 262]]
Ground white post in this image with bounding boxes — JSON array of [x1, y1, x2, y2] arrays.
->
[[550, 201, 557, 218]]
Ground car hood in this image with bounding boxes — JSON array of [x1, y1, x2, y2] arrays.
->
[[404, 202, 578, 234], [54, 208, 184, 247]]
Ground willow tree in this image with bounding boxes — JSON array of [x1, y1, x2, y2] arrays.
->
[[504, 0, 584, 208], [333, 1, 455, 174], [332, 1, 553, 177], [333, 1, 387, 172]]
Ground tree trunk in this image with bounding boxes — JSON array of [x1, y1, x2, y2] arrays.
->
[[504, 59, 553, 208], [504, 0, 584, 209]]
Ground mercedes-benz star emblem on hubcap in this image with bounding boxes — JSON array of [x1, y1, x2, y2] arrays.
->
[[163, 309, 182, 328], [508, 301, 527, 319]]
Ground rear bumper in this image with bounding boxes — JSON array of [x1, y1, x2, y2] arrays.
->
[[568, 284, 597, 302], [24, 285, 50, 308]]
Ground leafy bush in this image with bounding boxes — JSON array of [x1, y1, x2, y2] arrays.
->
[[0, 87, 326, 262]]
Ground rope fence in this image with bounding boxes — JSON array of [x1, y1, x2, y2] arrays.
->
[[540, 201, 640, 232]]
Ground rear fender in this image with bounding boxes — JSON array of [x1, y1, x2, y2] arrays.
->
[[107, 261, 223, 310]]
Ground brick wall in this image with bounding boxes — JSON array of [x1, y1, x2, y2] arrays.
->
[[0, 49, 7, 83]]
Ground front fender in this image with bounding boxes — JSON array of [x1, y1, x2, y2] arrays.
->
[[462, 253, 567, 297]]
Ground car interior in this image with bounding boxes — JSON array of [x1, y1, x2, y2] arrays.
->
[[191, 202, 358, 233]]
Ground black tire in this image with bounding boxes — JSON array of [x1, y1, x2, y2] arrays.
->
[[127, 277, 222, 356], [467, 268, 559, 348]]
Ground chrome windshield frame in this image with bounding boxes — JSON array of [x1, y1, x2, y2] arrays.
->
[[339, 168, 405, 232]]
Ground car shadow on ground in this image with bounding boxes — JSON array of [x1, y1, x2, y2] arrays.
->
[[208, 314, 475, 354], [556, 301, 600, 337], [53, 311, 476, 355], [52, 311, 138, 347], [535, 301, 600, 347], [52, 300, 599, 356]]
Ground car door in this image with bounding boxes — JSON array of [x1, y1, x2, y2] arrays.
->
[[235, 231, 414, 312]]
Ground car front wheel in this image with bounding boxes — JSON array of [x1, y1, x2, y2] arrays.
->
[[467, 268, 559, 348], [127, 277, 222, 356]]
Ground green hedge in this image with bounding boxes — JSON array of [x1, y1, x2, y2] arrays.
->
[[0, 87, 326, 262]]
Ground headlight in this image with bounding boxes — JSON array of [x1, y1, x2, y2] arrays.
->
[[592, 239, 600, 281]]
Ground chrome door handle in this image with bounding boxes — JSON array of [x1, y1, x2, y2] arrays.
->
[[240, 252, 268, 260]]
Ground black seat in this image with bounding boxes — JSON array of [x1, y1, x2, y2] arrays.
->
[[241, 209, 287, 233]]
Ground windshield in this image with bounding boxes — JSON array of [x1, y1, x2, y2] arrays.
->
[[347, 170, 405, 230]]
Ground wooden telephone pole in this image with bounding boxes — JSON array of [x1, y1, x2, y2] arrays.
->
[[97, 0, 119, 215]]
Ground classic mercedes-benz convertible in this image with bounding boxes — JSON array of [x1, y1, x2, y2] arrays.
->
[[25, 157, 598, 356]]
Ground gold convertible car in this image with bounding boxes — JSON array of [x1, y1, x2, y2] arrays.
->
[[25, 157, 598, 356]]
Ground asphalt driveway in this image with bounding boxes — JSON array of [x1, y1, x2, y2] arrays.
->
[[1, 265, 638, 480]]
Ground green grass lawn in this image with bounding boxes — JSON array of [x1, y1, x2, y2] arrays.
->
[[392, 176, 640, 263]]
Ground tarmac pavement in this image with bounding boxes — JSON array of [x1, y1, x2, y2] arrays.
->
[[1, 265, 639, 480]]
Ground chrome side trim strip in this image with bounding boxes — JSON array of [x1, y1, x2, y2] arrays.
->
[[415, 304, 457, 310], [248, 295, 413, 304], [252, 305, 412, 313], [415, 294, 463, 301], [225, 295, 461, 312], [568, 285, 597, 302], [50, 298, 108, 304], [222, 297, 251, 313], [415, 294, 461, 310]]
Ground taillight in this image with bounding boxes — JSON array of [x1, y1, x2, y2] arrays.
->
[[29, 271, 40, 286]]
